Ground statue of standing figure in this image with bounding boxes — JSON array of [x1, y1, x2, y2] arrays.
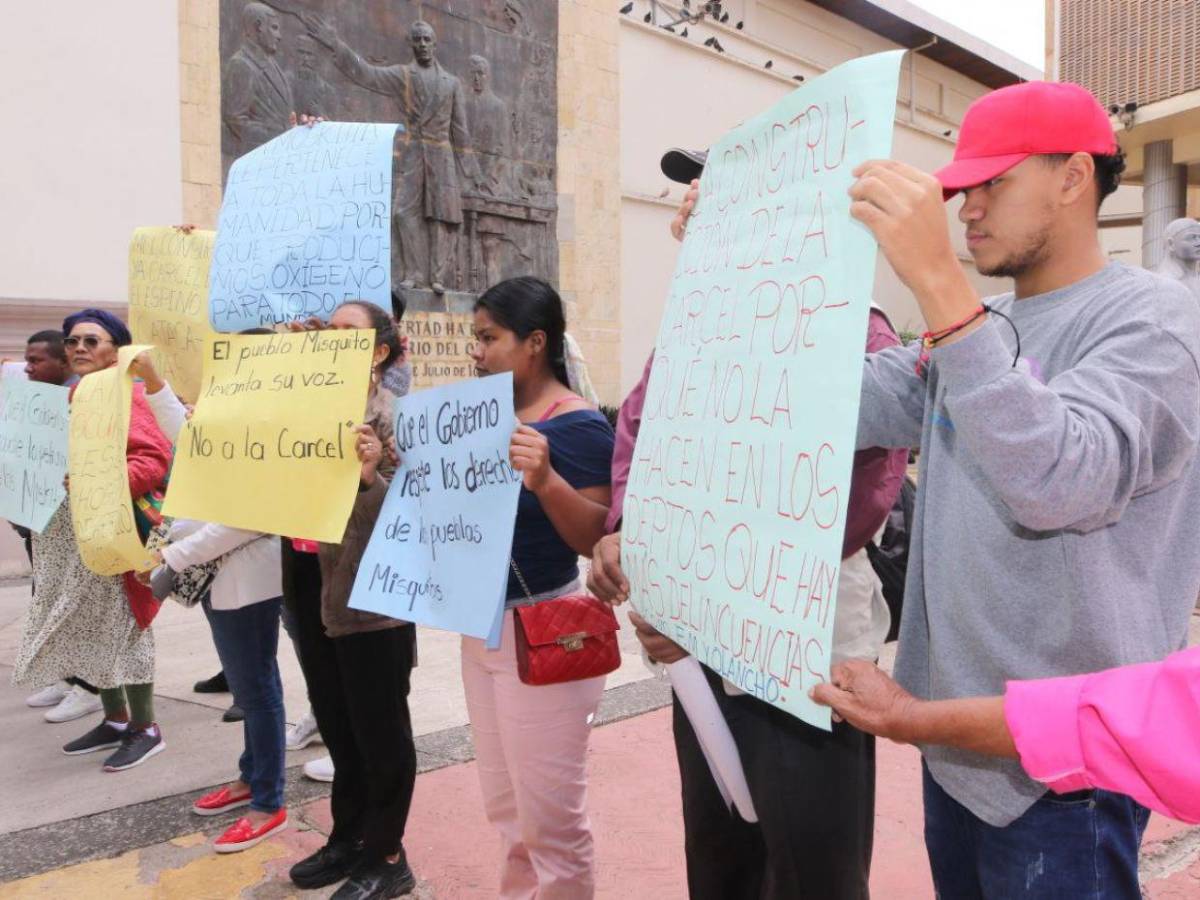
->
[[1154, 217, 1200, 301], [290, 33, 336, 120], [223, 2, 294, 158], [465, 54, 531, 288], [465, 55, 514, 198], [302, 14, 482, 295]]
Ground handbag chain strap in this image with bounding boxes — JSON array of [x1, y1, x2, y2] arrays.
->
[[509, 558, 535, 603]]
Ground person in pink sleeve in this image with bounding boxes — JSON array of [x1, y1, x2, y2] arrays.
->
[[810, 648, 1200, 825]]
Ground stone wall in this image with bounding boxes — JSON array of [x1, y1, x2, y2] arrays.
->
[[557, 0, 623, 404], [182, 0, 623, 402], [179, 0, 222, 230]]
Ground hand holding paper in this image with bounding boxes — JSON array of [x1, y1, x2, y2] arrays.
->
[[848, 159, 978, 328]]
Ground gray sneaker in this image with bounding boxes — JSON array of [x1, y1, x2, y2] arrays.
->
[[102, 726, 166, 772], [62, 720, 125, 755]]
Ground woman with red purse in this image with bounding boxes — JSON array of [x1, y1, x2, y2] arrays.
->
[[12, 309, 172, 772], [464, 277, 617, 899]]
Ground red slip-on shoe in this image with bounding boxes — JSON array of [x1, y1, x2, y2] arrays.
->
[[193, 785, 253, 817], [214, 809, 288, 853]]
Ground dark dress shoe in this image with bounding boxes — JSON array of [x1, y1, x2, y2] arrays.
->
[[222, 704, 244, 722], [193, 671, 228, 693], [290, 840, 363, 890], [331, 858, 416, 899]]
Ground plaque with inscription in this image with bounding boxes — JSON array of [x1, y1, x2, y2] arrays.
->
[[220, 0, 559, 387]]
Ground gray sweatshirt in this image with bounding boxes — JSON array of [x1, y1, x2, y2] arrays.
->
[[859, 262, 1200, 826]]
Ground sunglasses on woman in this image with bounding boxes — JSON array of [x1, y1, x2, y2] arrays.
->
[[65, 335, 114, 349]]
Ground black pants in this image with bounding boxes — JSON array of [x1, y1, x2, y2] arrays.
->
[[674, 665, 875, 900], [282, 541, 418, 863]]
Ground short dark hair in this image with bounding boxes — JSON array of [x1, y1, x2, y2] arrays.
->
[[27, 330, 66, 361], [474, 277, 569, 388], [1041, 148, 1126, 208]]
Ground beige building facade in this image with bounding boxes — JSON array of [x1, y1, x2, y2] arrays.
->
[[616, 0, 1040, 392], [0, 0, 1040, 400], [0, 0, 1042, 573], [1047, 0, 1200, 269]]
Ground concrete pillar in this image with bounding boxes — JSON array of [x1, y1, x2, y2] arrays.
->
[[1142, 140, 1188, 269]]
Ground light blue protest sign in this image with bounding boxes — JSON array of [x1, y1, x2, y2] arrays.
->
[[349, 373, 522, 639], [623, 50, 905, 729], [209, 121, 400, 331], [0, 377, 70, 532]]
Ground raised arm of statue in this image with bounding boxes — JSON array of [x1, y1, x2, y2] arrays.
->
[[301, 11, 404, 99]]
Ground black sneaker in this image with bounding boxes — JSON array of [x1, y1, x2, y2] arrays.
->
[[193, 671, 228, 693], [62, 720, 126, 755], [331, 857, 416, 899], [102, 725, 166, 772], [222, 703, 244, 722], [290, 840, 364, 890]]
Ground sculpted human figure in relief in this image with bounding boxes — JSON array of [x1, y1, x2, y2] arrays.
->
[[302, 14, 482, 295], [1154, 218, 1200, 301], [224, 2, 294, 158]]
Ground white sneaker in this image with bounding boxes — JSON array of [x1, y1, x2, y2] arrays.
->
[[303, 755, 335, 783], [286, 710, 323, 751], [44, 685, 103, 723], [26, 683, 68, 708]]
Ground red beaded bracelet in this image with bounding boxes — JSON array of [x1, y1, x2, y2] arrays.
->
[[915, 305, 988, 376]]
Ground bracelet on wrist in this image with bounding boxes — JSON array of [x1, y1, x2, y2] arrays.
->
[[913, 303, 1022, 377]]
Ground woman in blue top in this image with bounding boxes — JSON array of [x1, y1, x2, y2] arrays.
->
[[463, 276, 615, 900]]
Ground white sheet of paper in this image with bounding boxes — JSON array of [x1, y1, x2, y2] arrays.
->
[[668, 656, 758, 823]]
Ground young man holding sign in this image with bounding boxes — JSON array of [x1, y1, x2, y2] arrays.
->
[[644, 82, 1200, 897]]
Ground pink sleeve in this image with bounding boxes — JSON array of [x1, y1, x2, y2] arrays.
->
[[842, 310, 908, 557], [606, 353, 654, 534], [1004, 646, 1200, 823]]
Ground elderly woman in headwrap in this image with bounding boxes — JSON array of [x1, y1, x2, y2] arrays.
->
[[12, 309, 173, 772]]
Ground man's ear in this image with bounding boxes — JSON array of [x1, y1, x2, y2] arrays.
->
[[1060, 152, 1096, 206]]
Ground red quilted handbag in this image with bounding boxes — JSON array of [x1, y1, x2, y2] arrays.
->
[[510, 561, 621, 686]]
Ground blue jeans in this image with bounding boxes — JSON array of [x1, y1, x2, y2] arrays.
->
[[203, 596, 286, 813], [923, 762, 1149, 899]]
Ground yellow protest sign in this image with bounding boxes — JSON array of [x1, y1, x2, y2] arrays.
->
[[162, 330, 374, 542], [128, 227, 216, 404], [69, 345, 159, 576]]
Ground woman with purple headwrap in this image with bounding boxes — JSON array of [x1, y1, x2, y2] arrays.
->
[[12, 309, 174, 772]]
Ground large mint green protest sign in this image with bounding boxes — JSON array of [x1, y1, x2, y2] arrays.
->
[[0, 377, 70, 532], [623, 50, 905, 729]]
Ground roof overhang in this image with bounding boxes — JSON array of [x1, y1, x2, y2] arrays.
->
[[1114, 87, 1200, 184], [805, 0, 1042, 88]]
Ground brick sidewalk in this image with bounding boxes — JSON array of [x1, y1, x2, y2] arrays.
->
[[4, 703, 1196, 898]]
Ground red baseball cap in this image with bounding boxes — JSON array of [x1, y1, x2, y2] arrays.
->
[[936, 81, 1117, 200]]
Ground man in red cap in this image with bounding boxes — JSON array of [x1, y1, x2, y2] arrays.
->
[[651, 80, 1200, 897], [850, 81, 1200, 896]]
